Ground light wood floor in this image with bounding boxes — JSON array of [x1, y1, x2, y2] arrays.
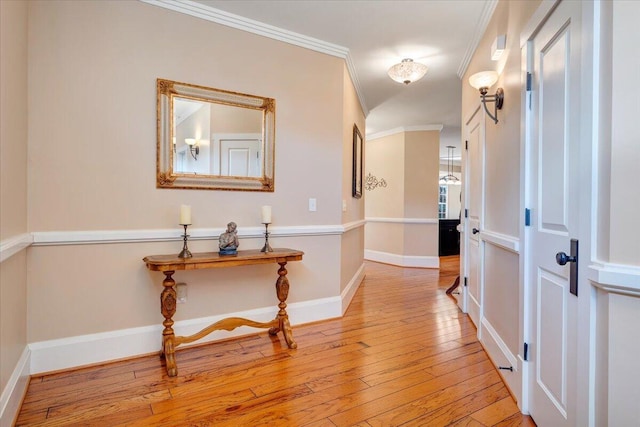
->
[[16, 257, 535, 426]]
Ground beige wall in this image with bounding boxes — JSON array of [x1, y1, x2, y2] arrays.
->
[[461, 0, 540, 405], [341, 64, 366, 292], [0, 0, 29, 397], [463, 1, 539, 238], [27, 0, 345, 231], [24, 1, 362, 345], [609, 0, 640, 265], [365, 130, 439, 261], [365, 133, 405, 218]]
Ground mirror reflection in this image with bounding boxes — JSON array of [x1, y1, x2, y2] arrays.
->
[[173, 98, 263, 177], [157, 79, 275, 192]]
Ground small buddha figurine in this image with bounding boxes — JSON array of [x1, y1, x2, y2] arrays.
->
[[218, 222, 239, 255]]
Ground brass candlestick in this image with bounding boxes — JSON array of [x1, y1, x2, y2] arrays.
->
[[178, 224, 192, 258], [260, 223, 273, 252]]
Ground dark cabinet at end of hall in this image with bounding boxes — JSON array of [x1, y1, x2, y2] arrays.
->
[[439, 219, 460, 256]]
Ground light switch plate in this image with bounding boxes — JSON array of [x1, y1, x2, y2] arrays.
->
[[309, 198, 317, 212]]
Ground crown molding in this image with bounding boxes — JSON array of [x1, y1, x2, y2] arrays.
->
[[139, 0, 369, 116], [366, 125, 444, 141], [457, 0, 499, 79]]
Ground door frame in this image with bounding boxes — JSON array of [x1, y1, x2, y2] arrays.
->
[[459, 105, 484, 317], [520, 0, 596, 424]]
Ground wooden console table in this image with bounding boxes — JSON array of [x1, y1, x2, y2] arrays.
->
[[143, 248, 304, 377]]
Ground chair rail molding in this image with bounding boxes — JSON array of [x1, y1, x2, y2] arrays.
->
[[30, 223, 360, 246], [480, 229, 520, 254], [588, 262, 640, 297], [365, 217, 439, 224], [0, 233, 33, 263]]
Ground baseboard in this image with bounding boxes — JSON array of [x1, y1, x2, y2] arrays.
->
[[480, 317, 518, 368], [480, 317, 521, 405], [28, 295, 343, 375], [364, 249, 439, 268], [341, 263, 366, 314], [0, 347, 30, 427]]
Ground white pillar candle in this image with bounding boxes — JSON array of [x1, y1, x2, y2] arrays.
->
[[180, 205, 192, 225], [261, 205, 272, 224]]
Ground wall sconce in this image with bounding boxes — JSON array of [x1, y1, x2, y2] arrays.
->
[[468, 71, 504, 124], [184, 138, 199, 160]]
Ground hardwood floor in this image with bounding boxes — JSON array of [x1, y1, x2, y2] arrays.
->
[[16, 257, 535, 426]]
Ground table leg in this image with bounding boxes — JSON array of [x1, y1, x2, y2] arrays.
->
[[269, 261, 297, 349], [160, 270, 178, 377]]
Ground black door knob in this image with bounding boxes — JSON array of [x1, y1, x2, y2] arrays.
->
[[472, 228, 480, 234], [556, 251, 577, 265]]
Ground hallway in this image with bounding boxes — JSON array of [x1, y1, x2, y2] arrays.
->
[[17, 258, 535, 426]]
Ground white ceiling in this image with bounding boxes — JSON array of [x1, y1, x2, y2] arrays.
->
[[187, 0, 495, 162]]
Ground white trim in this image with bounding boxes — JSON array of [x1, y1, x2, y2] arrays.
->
[[0, 347, 30, 427], [341, 263, 366, 314], [139, 0, 369, 116], [481, 317, 519, 369], [364, 249, 439, 269], [342, 219, 367, 233], [0, 233, 33, 263], [457, 0, 499, 78], [520, 0, 560, 48], [365, 217, 439, 225], [28, 295, 342, 375], [588, 262, 640, 297], [366, 125, 443, 141], [480, 229, 520, 253], [30, 224, 349, 246]]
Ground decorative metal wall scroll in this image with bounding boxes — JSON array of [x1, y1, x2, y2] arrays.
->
[[365, 173, 387, 191]]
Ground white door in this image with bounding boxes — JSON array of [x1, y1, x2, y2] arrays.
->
[[527, 1, 581, 425], [220, 138, 262, 177], [463, 108, 484, 325]]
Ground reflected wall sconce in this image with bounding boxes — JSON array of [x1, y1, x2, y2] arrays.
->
[[184, 138, 200, 160], [388, 58, 428, 85], [468, 71, 504, 124]]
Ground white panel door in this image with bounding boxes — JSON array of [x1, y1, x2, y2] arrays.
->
[[528, 1, 581, 425], [463, 109, 484, 325], [220, 138, 261, 177]]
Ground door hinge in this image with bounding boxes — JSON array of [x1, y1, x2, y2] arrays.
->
[[523, 342, 529, 361], [526, 72, 533, 110], [463, 277, 468, 287], [525, 208, 531, 226], [464, 209, 469, 218], [465, 140, 468, 150]]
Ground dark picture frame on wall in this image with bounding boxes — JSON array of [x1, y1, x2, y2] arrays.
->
[[352, 124, 363, 199]]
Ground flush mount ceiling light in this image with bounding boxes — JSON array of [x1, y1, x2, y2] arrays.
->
[[387, 58, 428, 85], [468, 71, 504, 124]]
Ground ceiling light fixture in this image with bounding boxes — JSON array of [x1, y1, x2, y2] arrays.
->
[[468, 71, 504, 124], [185, 138, 200, 160], [439, 146, 461, 186], [387, 58, 428, 85]]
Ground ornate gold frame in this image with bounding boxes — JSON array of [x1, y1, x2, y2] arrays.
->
[[156, 78, 276, 191]]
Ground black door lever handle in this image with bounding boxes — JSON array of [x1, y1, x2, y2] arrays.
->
[[555, 251, 577, 266], [472, 228, 480, 235]]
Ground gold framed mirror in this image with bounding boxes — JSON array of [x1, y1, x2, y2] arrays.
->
[[156, 79, 275, 191]]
